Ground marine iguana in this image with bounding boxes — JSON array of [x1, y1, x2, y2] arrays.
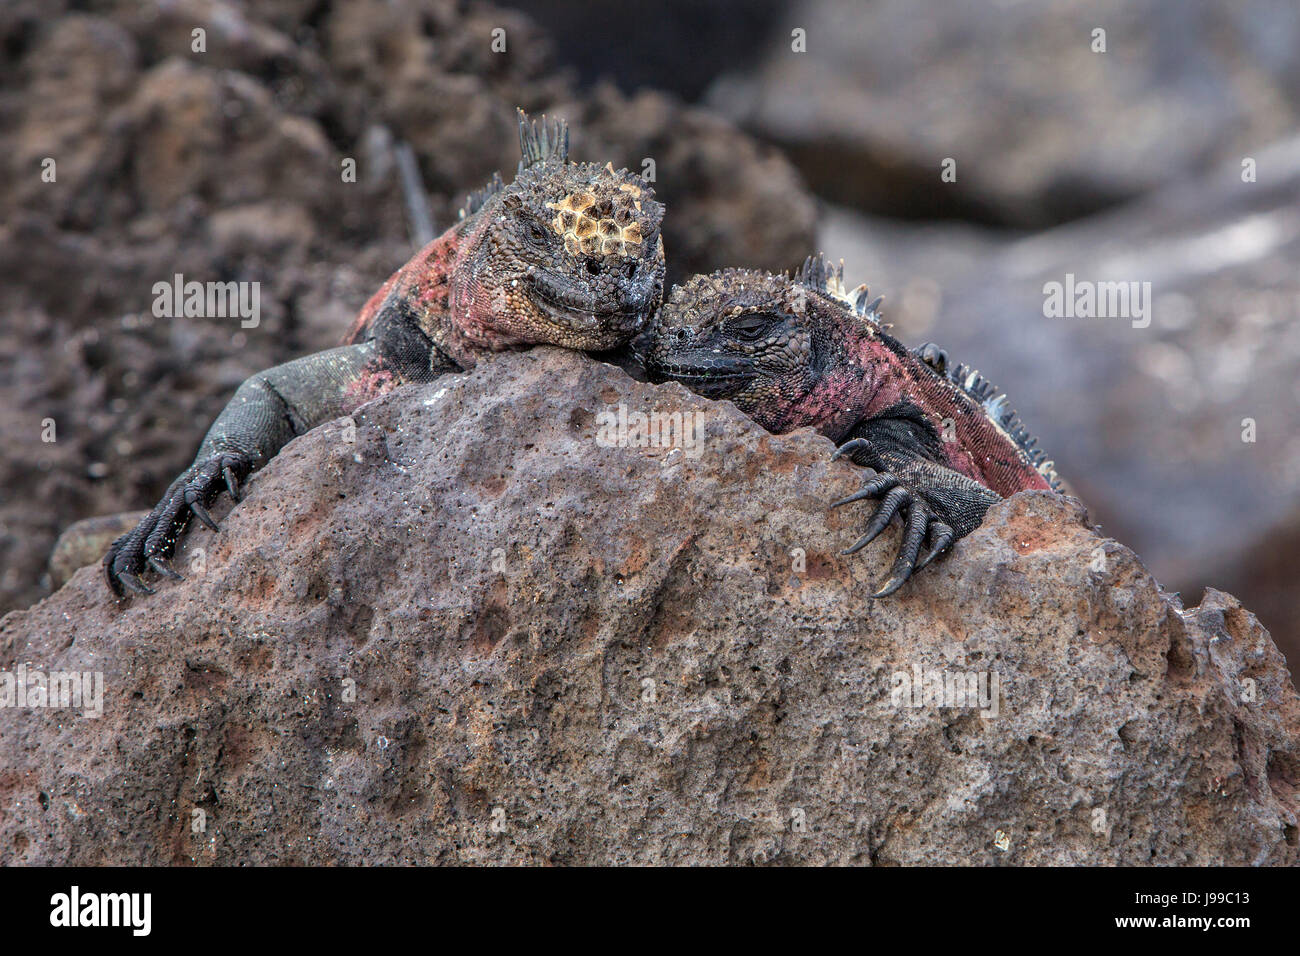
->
[[643, 256, 1061, 597], [104, 109, 666, 597]]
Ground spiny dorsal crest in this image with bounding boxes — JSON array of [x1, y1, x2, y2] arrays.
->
[[517, 108, 569, 172], [797, 253, 846, 299], [797, 253, 885, 325], [945, 361, 1062, 491], [459, 170, 504, 220], [460, 106, 567, 220]]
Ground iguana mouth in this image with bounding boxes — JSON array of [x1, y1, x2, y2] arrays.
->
[[644, 357, 755, 398], [528, 269, 655, 332]]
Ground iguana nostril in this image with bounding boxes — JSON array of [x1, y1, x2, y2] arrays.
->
[[586, 258, 601, 276]]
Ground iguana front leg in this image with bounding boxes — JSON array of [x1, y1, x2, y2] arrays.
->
[[104, 341, 455, 597], [829, 423, 1001, 597]]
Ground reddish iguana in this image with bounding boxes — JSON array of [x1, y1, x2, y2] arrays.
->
[[643, 256, 1061, 597], [105, 109, 665, 596]]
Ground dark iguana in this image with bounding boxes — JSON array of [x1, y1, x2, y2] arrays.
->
[[643, 256, 1061, 597], [104, 109, 665, 597]]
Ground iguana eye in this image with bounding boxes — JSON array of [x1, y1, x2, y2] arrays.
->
[[524, 219, 549, 242], [728, 315, 770, 341]]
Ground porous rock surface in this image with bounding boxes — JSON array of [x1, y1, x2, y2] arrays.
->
[[1, 350, 1297, 865]]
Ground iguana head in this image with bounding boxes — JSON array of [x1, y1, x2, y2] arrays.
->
[[644, 256, 886, 437], [450, 109, 666, 353]]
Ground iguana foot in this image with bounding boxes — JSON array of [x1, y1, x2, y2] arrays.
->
[[104, 451, 251, 598], [830, 440, 955, 598]]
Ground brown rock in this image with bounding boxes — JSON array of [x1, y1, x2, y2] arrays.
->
[[2, 350, 1295, 865], [48, 511, 148, 589]]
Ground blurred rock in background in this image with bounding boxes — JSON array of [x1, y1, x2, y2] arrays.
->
[[500, 0, 787, 102], [707, 0, 1300, 227]]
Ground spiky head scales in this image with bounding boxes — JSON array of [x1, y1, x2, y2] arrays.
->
[[439, 109, 667, 357]]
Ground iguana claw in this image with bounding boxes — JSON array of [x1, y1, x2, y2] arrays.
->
[[147, 555, 184, 580], [104, 451, 251, 598], [831, 469, 897, 508], [186, 495, 220, 532], [831, 437, 875, 464], [831, 469, 954, 597], [914, 521, 955, 571], [117, 571, 154, 596], [223, 465, 242, 502]]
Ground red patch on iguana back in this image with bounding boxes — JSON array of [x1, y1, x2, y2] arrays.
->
[[342, 224, 465, 346], [343, 272, 398, 345], [842, 333, 1052, 497], [341, 362, 401, 412], [905, 365, 1052, 496]]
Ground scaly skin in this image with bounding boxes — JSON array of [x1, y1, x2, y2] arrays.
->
[[643, 256, 1061, 597], [105, 109, 666, 597]]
